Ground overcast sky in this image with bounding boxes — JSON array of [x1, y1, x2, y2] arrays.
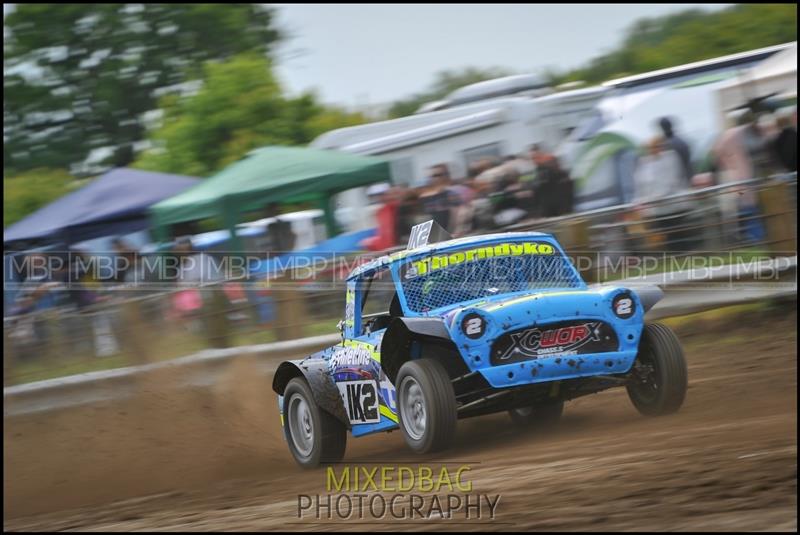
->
[[5, 3, 732, 108], [273, 3, 731, 108]]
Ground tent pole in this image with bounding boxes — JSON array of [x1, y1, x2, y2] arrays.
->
[[152, 219, 170, 245], [319, 194, 340, 238], [222, 197, 243, 255]]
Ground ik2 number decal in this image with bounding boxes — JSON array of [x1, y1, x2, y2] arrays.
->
[[337, 380, 380, 424]]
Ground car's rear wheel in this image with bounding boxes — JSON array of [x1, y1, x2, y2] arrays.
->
[[508, 401, 564, 427], [283, 377, 347, 468], [396, 359, 457, 454], [627, 323, 688, 416]]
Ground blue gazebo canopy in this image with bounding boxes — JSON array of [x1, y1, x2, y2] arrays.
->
[[4, 168, 199, 248]]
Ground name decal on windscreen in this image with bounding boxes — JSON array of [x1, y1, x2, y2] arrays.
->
[[403, 242, 555, 279]]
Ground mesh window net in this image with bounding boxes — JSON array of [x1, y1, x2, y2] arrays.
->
[[400, 243, 581, 313]]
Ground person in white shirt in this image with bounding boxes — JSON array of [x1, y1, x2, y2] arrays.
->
[[632, 137, 696, 252]]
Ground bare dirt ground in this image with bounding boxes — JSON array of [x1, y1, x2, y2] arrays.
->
[[4, 305, 797, 531]]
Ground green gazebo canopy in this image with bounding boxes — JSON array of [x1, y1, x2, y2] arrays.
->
[[150, 146, 391, 243]]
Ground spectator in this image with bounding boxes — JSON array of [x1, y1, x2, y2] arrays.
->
[[491, 167, 529, 227], [474, 157, 509, 188], [11, 257, 58, 316], [712, 112, 767, 244], [448, 171, 478, 236], [419, 164, 459, 232], [111, 236, 137, 283], [529, 145, 574, 217], [771, 112, 797, 172], [658, 117, 694, 185], [362, 184, 399, 251], [254, 203, 297, 257], [169, 237, 205, 328], [53, 249, 101, 309], [632, 137, 694, 251], [713, 113, 756, 183], [395, 186, 422, 245], [748, 113, 780, 177], [506, 151, 536, 181]]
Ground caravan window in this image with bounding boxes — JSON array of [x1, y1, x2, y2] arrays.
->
[[389, 157, 414, 186], [462, 143, 502, 169]]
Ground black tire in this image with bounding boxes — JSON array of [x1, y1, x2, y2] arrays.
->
[[283, 377, 347, 468], [627, 323, 688, 416], [508, 401, 564, 427], [396, 359, 457, 454]]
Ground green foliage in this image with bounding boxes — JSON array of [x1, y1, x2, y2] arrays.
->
[[388, 66, 514, 118], [3, 168, 78, 227], [134, 54, 368, 176], [305, 107, 369, 143], [3, 4, 282, 175], [556, 4, 798, 84], [389, 5, 797, 113]]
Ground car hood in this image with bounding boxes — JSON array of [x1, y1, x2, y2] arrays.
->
[[438, 285, 655, 342]]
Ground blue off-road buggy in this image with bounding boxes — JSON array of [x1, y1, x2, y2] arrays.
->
[[273, 224, 687, 467]]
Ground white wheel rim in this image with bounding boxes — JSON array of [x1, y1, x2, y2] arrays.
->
[[288, 394, 314, 457], [400, 376, 427, 441]]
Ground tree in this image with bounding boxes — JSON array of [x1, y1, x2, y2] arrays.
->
[[3, 169, 79, 228], [305, 107, 369, 141], [3, 4, 282, 175], [134, 54, 368, 176], [554, 4, 797, 85], [388, 66, 513, 118]]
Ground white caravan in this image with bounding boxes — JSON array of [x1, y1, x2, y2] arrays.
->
[[312, 75, 607, 186]]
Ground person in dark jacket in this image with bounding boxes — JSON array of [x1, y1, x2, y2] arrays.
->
[[529, 145, 574, 218], [659, 117, 693, 185], [420, 164, 459, 232], [771, 113, 797, 172]]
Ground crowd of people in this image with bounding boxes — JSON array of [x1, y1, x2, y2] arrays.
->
[[363, 108, 797, 252], [631, 109, 797, 249], [362, 144, 575, 251]]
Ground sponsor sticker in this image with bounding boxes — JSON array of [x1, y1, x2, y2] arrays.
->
[[496, 321, 608, 361]]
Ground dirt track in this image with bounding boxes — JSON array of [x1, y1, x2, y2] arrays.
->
[[4, 306, 797, 531]]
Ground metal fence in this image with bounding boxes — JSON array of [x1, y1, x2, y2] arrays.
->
[[3, 285, 344, 385], [508, 173, 797, 280], [3, 173, 796, 386]]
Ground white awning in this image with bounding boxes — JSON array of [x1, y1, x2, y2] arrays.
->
[[717, 42, 797, 113]]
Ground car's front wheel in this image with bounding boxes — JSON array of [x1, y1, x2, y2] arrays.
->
[[626, 323, 688, 416], [283, 377, 347, 468], [396, 359, 457, 454]]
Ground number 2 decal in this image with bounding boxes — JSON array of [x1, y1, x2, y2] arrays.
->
[[613, 293, 635, 319], [465, 318, 483, 335], [616, 298, 632, 315]]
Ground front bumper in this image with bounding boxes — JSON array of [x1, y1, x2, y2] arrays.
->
[[448, 287, 644, 389]]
